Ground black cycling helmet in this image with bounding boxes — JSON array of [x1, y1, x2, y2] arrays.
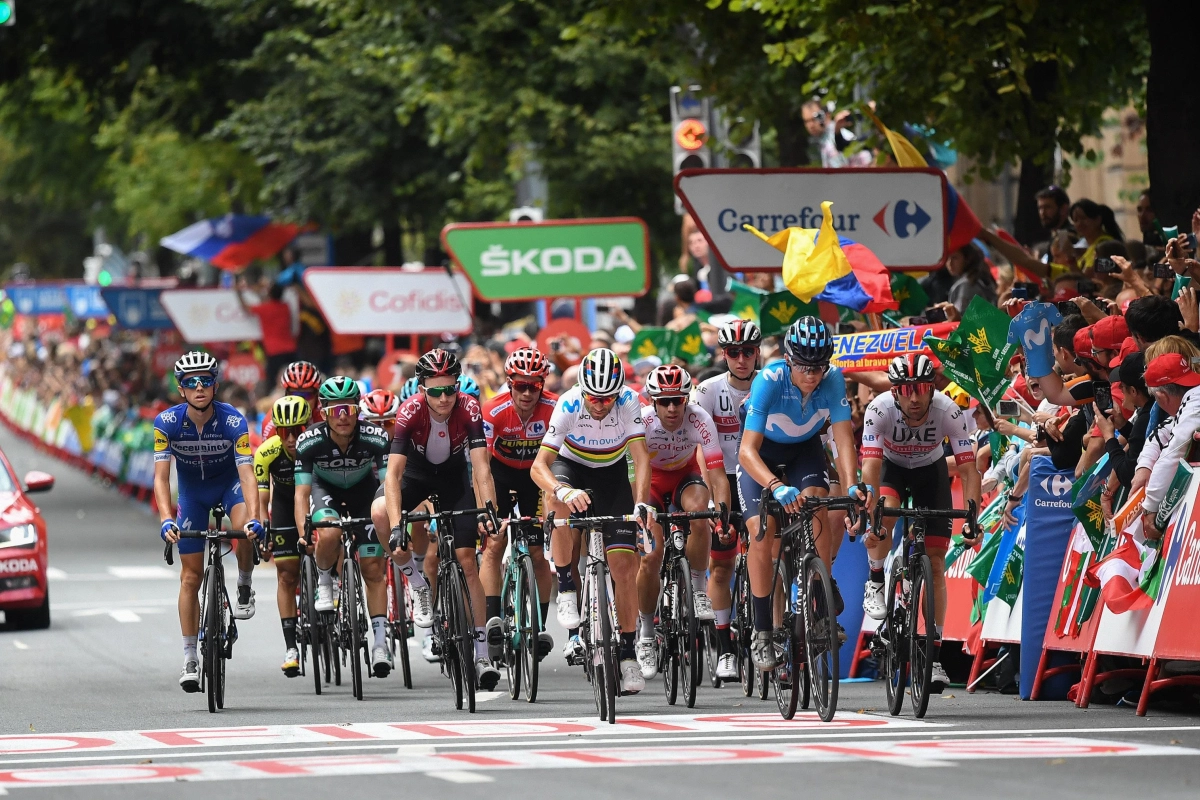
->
[[415, 349, 462, 382], [782, 316, 834, 365]]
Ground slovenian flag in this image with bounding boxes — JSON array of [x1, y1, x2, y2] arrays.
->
[[161, 214, 302, 271]]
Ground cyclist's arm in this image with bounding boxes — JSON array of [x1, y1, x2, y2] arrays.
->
[[469, 445, 498, 512], [959, 455, 982, 511], [294, 482, 311, 536], [830, 419, 859, 493], [253, 440, 275, 523], [628, 437, 651, 506], [384, 452, 406, 530], [700, 448, 730, 510], [531, 445, 560, 495], [237, 462, 260, 522], [153, 460, 174, 525], [860, 456, 883, 513]]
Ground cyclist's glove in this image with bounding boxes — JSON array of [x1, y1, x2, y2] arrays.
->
[[633, 502, 655, 526], [246, 519, 266, 543], [160, 520, 179, 542], [849, 483, 873, 502], [555, 485, 586, 505], [772, 485, 801, 506], [389, 524, 407, 551]]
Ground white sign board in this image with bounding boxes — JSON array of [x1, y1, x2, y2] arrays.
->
[[675, 168, 948, 271], [159, 289, 263, 343], [302, 268, 473, 335]]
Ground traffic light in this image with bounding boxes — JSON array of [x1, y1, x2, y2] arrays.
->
[[671, 85, 711, 214], [713, 109, 761, 169], [0, 2, 14, 26]]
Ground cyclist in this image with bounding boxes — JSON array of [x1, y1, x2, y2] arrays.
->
[[531, 348, 653, 695], [293, 377, 394, 678], [458, 373, 481, 400], [382, 349, 501, 690], [154, 351, 265, 692], [695, 318, 760, 680], [400, 376, 419, 401], [481, 347, 557, 662], [860, 353, 981, 692], [361, 388, 434, 629], [738, 317, 863, 671], [635, 364, 730, 679], [262, 360, 324, 439], [254, 395, 312, 677]]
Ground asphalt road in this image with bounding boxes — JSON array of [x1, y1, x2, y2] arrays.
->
[[1, 423, 1198, 798]]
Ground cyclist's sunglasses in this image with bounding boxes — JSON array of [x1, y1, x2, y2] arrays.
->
[[584, 393, 617, 406], [322, 403, 359, 419], [510, 381, 544, 394], [723, 346, 758, 360], [423, 385, 458, 399], [654, 396, 686, 408], [894, 382, 934, 397], [278, 425, 305, 438], [787, 359, 828, 375], [179, 375, 216, 389]]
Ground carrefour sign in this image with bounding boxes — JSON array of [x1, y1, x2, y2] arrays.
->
[[441, 218, 650, 301], [675, 168, 948, 271]]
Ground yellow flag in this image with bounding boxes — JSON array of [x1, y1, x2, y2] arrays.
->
[[862, 107, 928, 168], [743, 200, 852, 303]]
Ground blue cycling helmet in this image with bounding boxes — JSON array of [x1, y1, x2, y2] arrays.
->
[[399, 376, 419, 401], [457, 374, 480, 399], [783, 316, 834, 365]]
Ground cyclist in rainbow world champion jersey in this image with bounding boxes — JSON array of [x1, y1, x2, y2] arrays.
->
[[860, 354, 981, 691], [694, 318, 759, 679], [154, 352, 265, 693], [738, 318, 865, 671], [531, 348, 653, 694], [635, 364, 730, 680]]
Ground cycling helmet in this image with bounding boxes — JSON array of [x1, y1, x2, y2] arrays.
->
[[360, 389, 400, 422], [271, 395, 312, 428], [281, 360, 322, 391], [578, 348, 624, 397], [717, 319, 762, 348], [399, 376, 419, 401], [888, 353, 935, 384], [415, 348, 461, 381], [173, 351, 219, 379], [318, 375, 361, 403], [644, 364, 693, 398], [457, 374, 480, 399], [504, 346, 550, 378], [782, 316, 834, 365]]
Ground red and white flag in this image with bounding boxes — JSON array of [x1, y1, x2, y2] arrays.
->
[[1083, 528, 1157, 614]]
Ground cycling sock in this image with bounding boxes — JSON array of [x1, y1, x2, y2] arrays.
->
[[868, 557, 886, 584], [237, 569, 253, 587], [317, 566, 333, 586], [485, 595, 502, 622], [619, 631, 636, 661], [935, 623, 943, 640], [714, 607, 731, 628], [183, 635, 198, 663], [556, 565, 576, 593], [413, 553, 426, 576], [638, 611, 655, 639], [474, 627, 488, 660], [399, 560, 428, 590], [690, 568, 705, 590], [752, 594, 773, 632], [569, 627, 579, 639], [372, 616, 387, 650], [281, 617, 297, 650], [716, 623, 733, 654], [540, 602, 549, 628]]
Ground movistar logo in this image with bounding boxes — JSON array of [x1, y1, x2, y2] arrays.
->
[[1023, 317, 1052, 351]]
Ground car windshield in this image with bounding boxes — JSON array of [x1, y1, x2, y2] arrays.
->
[[0, 462, 17, 493]]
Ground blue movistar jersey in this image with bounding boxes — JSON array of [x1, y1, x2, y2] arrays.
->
[[153, 401, 253, 481], [743, 359, 850, 444]]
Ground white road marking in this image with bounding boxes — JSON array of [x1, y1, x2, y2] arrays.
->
[[55, 599, 174, 612], [106, 566, 175, 580], [44, 568, 68, 581], [475, 692, 506, 703], [426, 770, 495, 783], [70, 608, 163, 619], [108, 610, 141, 623], [11, 641, 27, 651]]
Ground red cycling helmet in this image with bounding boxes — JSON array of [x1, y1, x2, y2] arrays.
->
[[360, 389, 400, 422], [281, 360, 322, 391], [644, 364, 693, 398], [415, 348, 462, 381], [504, 347, 550, 378]]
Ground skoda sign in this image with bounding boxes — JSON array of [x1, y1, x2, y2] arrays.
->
[[441, 217, 651, 301], [675, 167, 948, 271]]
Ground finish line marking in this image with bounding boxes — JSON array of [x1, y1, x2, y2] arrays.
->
[[0, 738, 1190, 789]]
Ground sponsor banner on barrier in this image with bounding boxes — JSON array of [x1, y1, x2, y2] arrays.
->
[[1151, 465, 1200, 661], [831, 321, 957, 374], [5, 284, 67, 316], [159, 289, 262, 343], [441, 218, 651, 301], [674, 168, 948, 271], [64, 285, 109, 319], [303, 268, 473, 335], [99, 288, 174, 331]]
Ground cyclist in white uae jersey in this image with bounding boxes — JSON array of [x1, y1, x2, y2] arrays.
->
[[635, 365, 730, 678], [693, 318, 758, 679], [860, 354, 981, 692], [531, 348, 652, 694]]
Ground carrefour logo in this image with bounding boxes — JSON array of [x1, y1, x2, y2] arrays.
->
[[872, 200, 931, 238], [480, 246, 637, 277], [1040, 474, 1073, 497]]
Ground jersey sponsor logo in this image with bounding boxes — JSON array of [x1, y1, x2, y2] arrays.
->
[[235, 433, 251, 456], [527, 420, 546, 437], [319, 456, 375, 469], [159, 410, 177, 424], [717, 393, 734, 412], [1023, 316, 1053, 350], [561, 398, 582, 413], [154, 429, 169, 453], [482, 421, 494, 438], [761, 365, 787, 382], [890, 425, 940, 444], [764, 412, 825, 440], [255, 463, 266, 478], [172, 441, 234, 456]]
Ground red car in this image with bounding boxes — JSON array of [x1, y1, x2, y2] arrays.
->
[[0, 449, 54, 630]]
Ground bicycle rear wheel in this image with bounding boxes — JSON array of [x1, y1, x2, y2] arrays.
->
[[803, 554, 840, 722], [734, 557, 754, 698], [770, 558, 799, 720], [909, 554, 936, 718], [302, 558, 323, 696], [883, 557, 908, 716], [517, 555, 540, 703], [345, 558, 365, 701], [390, 564, 413, 689]]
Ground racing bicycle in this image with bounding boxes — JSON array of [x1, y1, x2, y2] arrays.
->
[[307, 513, 375, 701], [497, 490, 545, 702], [386, 557, 414, 690]]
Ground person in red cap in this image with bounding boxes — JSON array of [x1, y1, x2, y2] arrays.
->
[[1141, 352, 1200, 538]]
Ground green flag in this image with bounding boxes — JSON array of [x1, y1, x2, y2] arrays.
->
[[1073, 494, 1107, 552], [995, 544, 1024, 606], [924, 321, 1012, 408], [673, 320, 711, 366], [729, 281, 765, 324], [966, 530, 1004, 586], [630, 327, 674, 361], [890, 272, 929, 317], [759, 291, 817, 337], [957, 295, 1019, 381]]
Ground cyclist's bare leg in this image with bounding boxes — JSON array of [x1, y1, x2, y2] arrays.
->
[[276, 557, 299, 617], [930, 551, 948, 627], [456, 546, 487, 628], [801, 485, 833, 565], [827, 478, 845, 561], [636, 522, 665, 624], [360, 556, 387, 617], [227, 502, 256, 574], [608, 548, 639, 634], [480, 526, 505, 598], [530, 545, 552, 606], [708, 558, 733, 615], [179, 552, 203, 636], [314, 526, 344, 572], [867, 493, 901, 563], [745, 513, 780, 600], [546, 493, 582, 598], [681, 483, 713, 581]]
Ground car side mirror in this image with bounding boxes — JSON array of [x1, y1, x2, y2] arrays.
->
[[23, 471, 54, 493]]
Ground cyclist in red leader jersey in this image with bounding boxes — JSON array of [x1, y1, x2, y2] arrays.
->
[[481, 348, 557, 662]]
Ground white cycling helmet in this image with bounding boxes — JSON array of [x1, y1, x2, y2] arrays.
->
[[578, 348, 625, 397], [174, 351, 219, 379]]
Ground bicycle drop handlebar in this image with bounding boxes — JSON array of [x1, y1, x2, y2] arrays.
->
[[394, 500, 498, 550], [163, 530, 260, 566], [874, 499, 981, 541], [756, 493, 869, 542]]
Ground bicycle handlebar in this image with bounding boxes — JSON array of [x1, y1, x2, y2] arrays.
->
[[755, 491, 867, 542], [163, 529, 259, 566], [873, 499, 981, 542], [394, 501, 498, 550], [545, 511, 639, 528]]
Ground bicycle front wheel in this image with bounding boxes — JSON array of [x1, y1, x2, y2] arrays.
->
[[803, 554, 840, 722], [883, 557, 908, 715], [204, 561, 224, 714], [517, 555, 540, 703], [733, 556, 755, 697], [449, 566, 476, 713], [676, 559, 700, 709], [909, 554, 936, 718], [770, 558, 799, 720], [301, 558, 323, 696], [345, 559, 365, 701], [388, 563, 413, 690]]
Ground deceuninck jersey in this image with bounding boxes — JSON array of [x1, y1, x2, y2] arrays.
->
[[860, 390, 975, 468], [642, 402, 725, 473], [541, 385, 645, 467], [743, 360, 851, 445], [153, 401, 252, 481], [694, 372, 751, 475]]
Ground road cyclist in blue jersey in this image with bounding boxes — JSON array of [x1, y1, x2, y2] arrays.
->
[[154, 351, 265, 693], [737, 317, 867, 671]]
